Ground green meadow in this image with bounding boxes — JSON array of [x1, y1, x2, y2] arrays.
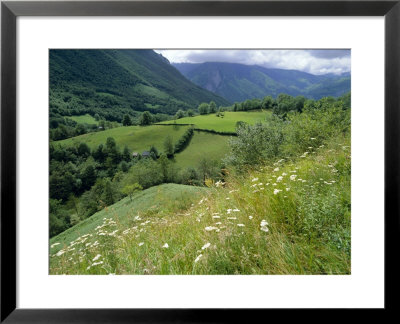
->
[[54, 124, 190, 153], [174, 131, 231, 168], [67, 114, 98, 125], [160, 111, 269, 132]]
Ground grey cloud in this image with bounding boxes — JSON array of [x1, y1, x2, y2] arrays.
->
[[307, 49, 350, 59], [155, 49, 351, 75]]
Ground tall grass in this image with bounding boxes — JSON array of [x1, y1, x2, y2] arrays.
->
[[50, 133, 350, 275]]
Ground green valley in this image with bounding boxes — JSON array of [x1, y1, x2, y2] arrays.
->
[[49, 49, 351, 275], [160, 111, 269, 133]]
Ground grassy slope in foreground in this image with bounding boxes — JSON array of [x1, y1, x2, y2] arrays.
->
[[50, 134, 350, 275], [160, 111, 270, 133], [67, 114, 98, 125], [52, 125, 189, 152], [50, 183, 208, 255], [174, 131, 231, 168]]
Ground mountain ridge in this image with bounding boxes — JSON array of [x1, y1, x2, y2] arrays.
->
[[173, 61, 351, 102], [50, 50, 230, 121]]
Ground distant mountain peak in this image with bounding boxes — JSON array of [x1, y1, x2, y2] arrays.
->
[[173, 61, 351, 102]]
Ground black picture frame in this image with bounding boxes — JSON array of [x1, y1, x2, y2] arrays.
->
[[1, 0, 399, 322]]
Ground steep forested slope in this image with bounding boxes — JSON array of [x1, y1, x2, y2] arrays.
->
[[50, 50, 229, 120]]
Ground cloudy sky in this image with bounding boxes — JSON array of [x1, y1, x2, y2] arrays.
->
[[155, 49, 350, 75]]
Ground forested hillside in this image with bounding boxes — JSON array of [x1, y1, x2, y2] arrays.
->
[[50, 50, 229, 120], [174, 62, 350, 102]]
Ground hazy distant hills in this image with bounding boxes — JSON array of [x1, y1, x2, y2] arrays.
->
[[173, 62, 351, 102], [50, 50, 229, 117]]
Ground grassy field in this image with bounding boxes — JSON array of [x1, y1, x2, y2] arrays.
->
[[67, 114, 98, 125], [174, 131, 231, 168], [160, 111, 270, 132], [53, 125, 189, 153], [50, 134, 351, 275], [50, 183, 208, 256]]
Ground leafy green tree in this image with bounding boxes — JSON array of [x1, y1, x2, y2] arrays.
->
[[94, 113, 100, 121], [122, 114, 132, 126], [77, 142, 91, 157], [175, 110, 185, 119], [122, 146, 131, 162], [187, 109, 195, 117], [158, 154, 170, 182], [119, 161, 130, 172], [103, 179, 115, 206], [93, 144, 106, 162], [149, 146, 159, 160], [75, 124, 86, 136], [209, 101, 217, 113], [139, 111, 152, 125], [163, 135, 174, 158], [81, 164, 96, 191], [262, 96, 274, 109], [198, 103, 209, 115], [121, 183, 143, 201], [198, 158, 218, 184]]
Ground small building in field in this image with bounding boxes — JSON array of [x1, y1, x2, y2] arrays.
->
[[142, 151, 151, 158], [132, 152, 139, 158]]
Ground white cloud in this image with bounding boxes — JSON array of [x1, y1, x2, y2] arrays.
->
[[154, 49, 351, 75]]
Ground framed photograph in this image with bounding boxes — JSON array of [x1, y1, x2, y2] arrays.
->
[[1, 0, 399, 321]]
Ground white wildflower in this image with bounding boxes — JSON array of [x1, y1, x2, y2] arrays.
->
[[138, 242, 144, 246], [273, 189, 282, 195], [92, 254, 101, 262], [290, 174, 297, 181], [50, 243, 60, 248], [56, 250, 65, 257], [233, 208, 240, 212], [92, 261, 103, 267], [260, 220, 269, 232], [212, 216, 220, 219], [194, 254, 203, 263], [274, 167, 279, 172], [205, 226, 218, 231], [249, 216, 253, 220], [277, 176, 283, 182], [201, 243, 211, 250], [237, 224, 245, 227], [162, 243, 169, 248], [251, 178, 259, 182]]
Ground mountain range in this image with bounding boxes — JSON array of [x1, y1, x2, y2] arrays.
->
[[50, 50, 229, 117], [173, 62, 351, 102]]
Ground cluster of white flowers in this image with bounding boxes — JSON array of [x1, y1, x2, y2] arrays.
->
[[273, 189, 282, 195], [205, 226, 218, 231], [260, 220, 269, 232]]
